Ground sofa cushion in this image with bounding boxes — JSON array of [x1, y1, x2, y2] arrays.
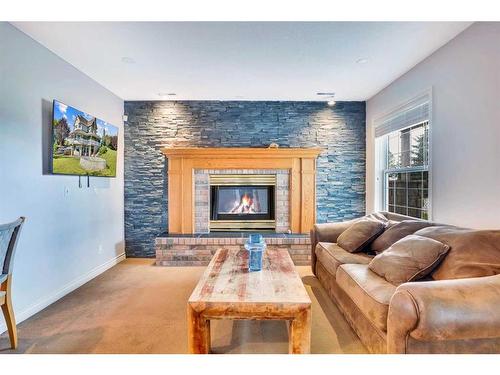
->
[[368, 235, 450, 285], [371, 220, 434, 254], [415, 226, 500, 280], [337, 219, 386, 253], [315, 242, 373, 276], [336, 264, 397, 333]]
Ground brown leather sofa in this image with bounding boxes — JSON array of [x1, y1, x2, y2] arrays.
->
[[310, 212, 500, 354]]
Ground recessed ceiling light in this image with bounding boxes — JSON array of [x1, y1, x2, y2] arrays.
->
[[317, 92, 336, 106], [121, 56, 136, 64], [356, 58, 369, 64]]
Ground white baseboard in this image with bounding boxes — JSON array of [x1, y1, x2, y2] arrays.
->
[[0, 253, 126, 334]]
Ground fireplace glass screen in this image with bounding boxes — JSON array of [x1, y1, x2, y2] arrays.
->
[[211, 185, 275, 221]]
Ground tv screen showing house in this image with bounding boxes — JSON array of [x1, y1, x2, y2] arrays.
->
[[51, 100, 118, 177]]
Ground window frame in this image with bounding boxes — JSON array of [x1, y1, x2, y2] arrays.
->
[[374, 90, 433, 220], [382, 121, 430, 219]]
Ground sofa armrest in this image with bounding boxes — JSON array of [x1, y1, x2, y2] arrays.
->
[[310, 219, 358, 274], [387, 274, 500, 353]]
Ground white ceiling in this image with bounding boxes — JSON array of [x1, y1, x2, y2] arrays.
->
[[12, 22, 472, 101]]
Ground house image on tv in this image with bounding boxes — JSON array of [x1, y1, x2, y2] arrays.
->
[[65, 115, 101, 156]]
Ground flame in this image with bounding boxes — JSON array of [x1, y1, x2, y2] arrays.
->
[[241, 193, 253, 208], [229, 191, 259, 214]]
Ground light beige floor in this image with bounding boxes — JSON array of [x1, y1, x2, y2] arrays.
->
[[0, 258, 366, 354]]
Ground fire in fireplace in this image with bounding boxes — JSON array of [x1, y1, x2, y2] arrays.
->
[[231, 191, 257, 214], [209, 174, 276, 231], [214, 186, 271, 216]]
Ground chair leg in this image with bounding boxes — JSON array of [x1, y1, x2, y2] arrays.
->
[[1, 277, 17, 349]]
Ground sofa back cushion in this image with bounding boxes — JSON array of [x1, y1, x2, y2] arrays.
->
[[371, 220, 434, 254], [364, 212, 390, 224], [337, 219, 385, 253], [368, 235, 449, 285], [414, 226, 500, 280]]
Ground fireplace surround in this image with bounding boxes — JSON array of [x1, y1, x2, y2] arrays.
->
[[162, 147, 322, 234], [155, 147, 321, 266]]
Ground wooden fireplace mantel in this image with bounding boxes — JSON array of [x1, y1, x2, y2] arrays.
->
[[161, 147, 322, 234]]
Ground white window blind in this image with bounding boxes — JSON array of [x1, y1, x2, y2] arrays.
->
[[374, 92, 431, 138]]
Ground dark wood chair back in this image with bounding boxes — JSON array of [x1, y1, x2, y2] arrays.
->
[[0, 217, 25, 281]]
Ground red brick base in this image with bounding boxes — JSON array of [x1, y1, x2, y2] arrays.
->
[[155, 236, 311, 266]]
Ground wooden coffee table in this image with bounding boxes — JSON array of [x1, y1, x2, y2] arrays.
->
[[187, 248, 312, 354]]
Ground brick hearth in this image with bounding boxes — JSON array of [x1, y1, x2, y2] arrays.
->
[[155, 234, 311, 266]]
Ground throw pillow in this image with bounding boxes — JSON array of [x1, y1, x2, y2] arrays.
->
[[337, 218, 385, 253], [371, 220, 434, 254], [368, 234, 450, 285]]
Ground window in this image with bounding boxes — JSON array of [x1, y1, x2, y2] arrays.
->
[[383, 121, 429, 219]]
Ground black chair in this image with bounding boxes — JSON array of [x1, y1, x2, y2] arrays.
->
[[0, 217, 25, 349]]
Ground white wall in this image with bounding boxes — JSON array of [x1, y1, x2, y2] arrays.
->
[[0, 23, 125, 333], [366, 22, 500, 228]]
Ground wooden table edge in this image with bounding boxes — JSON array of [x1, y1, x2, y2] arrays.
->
[[187, 300, 311, 317]]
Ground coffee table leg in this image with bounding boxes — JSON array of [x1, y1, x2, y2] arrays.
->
[[187, 304, 210, 354], [288, 307, 311, 354]]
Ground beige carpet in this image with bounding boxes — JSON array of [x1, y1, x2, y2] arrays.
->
[[0, 258, 366, 354]]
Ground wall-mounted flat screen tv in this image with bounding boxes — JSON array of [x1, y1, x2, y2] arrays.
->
[[52, 100, 118, 177]]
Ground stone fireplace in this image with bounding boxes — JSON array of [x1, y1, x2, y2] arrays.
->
[[156, 147, 321, 266], [124, 101, 367, 259]]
